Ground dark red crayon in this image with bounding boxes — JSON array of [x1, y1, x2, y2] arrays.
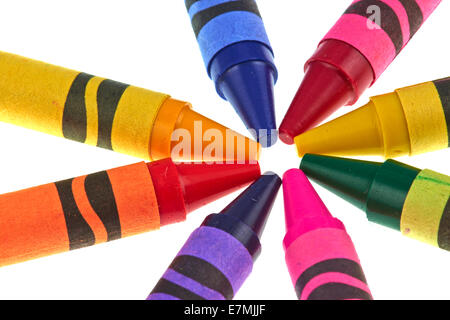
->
[[279, 0, 442, 144], [279, 40, 373, 144]]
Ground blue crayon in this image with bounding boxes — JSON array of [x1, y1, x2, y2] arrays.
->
[[185, 0, 278, 147], [147, 172, 281, 300]]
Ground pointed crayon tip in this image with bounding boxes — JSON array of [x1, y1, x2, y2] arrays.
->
[[282, 168, 344, 249], [175, 161, 261, 213], [217, 61, 277, 148], [147, 159, 260, 225], [279, 61, 354, 145], [300, 154, 382, 211], [210, 41, 278, 148], [300, 155, 422, 230], [221, 171, 281, 238], [294, 102, 385, 157], [157, 102, 261, 162], [282, 169, 332, 230], [279, 39, 374, 145]]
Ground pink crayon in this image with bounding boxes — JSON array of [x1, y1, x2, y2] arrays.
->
[[323, 0, 440, 80], [279, 0, 442, 143], [282, 169, 372, 300]]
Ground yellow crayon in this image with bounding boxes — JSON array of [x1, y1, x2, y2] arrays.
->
[[0, 52, 260, 162], [295, 78, 450, 158]]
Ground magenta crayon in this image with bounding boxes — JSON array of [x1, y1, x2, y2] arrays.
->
[[283, 169, 372, 300], [147, 172, 281, 300], [279, 0, 442, 144]]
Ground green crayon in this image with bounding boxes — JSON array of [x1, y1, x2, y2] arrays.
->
[[300, 154, 450, 251]]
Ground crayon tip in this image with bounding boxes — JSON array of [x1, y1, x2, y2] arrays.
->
[[217, 61, 277, 147], [152, 99, 261, 162], [282, 169, 332, 230], [279, 39, 374, 145], [282, 168, 345, 250], [294, 102, 385, 157], [220, 171, 281, 238], [300, 154, 381, 211], [300, 155, 421, 230], [279, 61, 354, 144], [147, 159, 260, 226], [175, 161, 261, 213]]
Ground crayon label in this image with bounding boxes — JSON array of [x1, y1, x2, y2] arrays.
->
[[432, 77, 450, 147], [149, 226, 253, 300], [0, 51, 169, 160], [187, 0, 272, 71], [396, 81, 448, 155], [285, 228, 371, 300], [401, 169, 450, 249], [0, 162, 159, 267], [323, 0, 440, 80]]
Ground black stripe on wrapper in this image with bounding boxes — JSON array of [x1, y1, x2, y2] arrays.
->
[[185, 0, 200, 11], [201, 214, 261, 260], [307, 282, 373, 300], [433, 77, 450, 147], [54, 179, 96, 250], [191, 0, 261, 38], [84, 171, 122, 241], [295, 258, 369, 300], [96, 79, 129, 150], [62, 72, 94, 143], [151, 278, 206, 300], [169, 255, 234, 300], [438, 198, 450, 251], [398, 0, 424, 39], [345, 0, 404, 54]]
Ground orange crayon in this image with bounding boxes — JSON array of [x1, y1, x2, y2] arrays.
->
[[0, 159, 260, 267], [0, 51, 260, 162]]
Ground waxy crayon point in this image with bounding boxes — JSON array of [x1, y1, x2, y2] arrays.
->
[[212, 43, 278, 147], [148, 172, 281, 300], [219, 171, 281, 238], [0, 158, 260, 267], [300, 154, 383, 211], [279, 0, 442, 144], [295, 102, 386, 157], [282, 169, 372, 300], [148, 159, 261, 225], [146, 96, 263, 163], [300, 154, 424, 229], [300, 154, 450, 251], [283, 169, 334, 236], [279, 40, 373, 144], [186, 1, 278, 147], [295, 78, 450, 158]]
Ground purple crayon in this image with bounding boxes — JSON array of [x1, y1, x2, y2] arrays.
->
[[147, 172, 281, 300]]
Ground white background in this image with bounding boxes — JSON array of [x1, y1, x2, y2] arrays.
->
[[0, 0, 448, 300]]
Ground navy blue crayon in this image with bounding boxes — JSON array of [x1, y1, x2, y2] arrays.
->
[[185, 0, 278, 147], [147, 172, 281, 300]]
